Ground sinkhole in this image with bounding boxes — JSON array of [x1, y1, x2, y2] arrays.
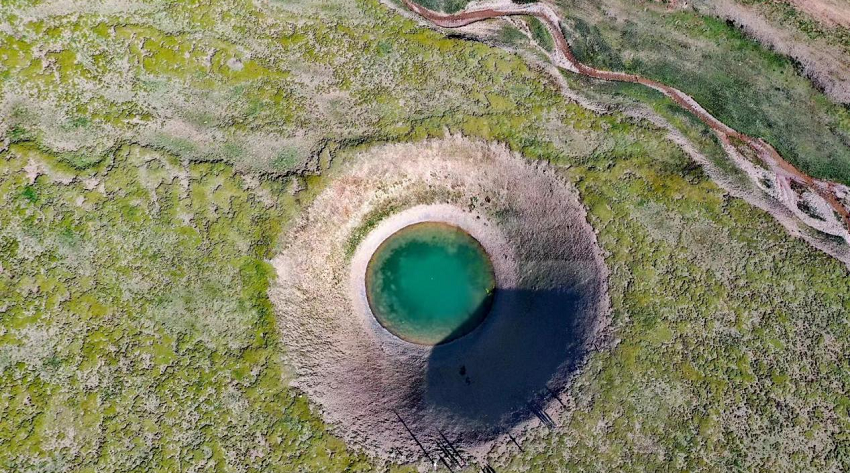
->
[[365, 222, 496, 345]]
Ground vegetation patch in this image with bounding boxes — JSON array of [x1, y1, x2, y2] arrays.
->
[[1, 0, 850, 471], [528, 16, 555, 52], [0, 143, 402, 472], [557, 0, 850, 184]]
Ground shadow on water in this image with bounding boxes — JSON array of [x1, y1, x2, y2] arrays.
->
[[423, 281, 594, 435]]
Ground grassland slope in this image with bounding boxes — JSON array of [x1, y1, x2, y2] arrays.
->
[[2, 0, 850, 471]]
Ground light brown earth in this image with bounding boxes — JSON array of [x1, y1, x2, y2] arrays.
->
[[269, 136, 610, 465]]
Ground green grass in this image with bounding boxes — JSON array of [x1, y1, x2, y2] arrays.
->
[[732, 0, 850, 50], [7, 112, 849, 472], [559, 1, 850, 185], [0, 0, 602, 175], [528, 16, 555, 52], [503, 130, 850, 471], [2, 0, 850, 471], [0, 143, 410, 471], [412, 0, 473, 13]]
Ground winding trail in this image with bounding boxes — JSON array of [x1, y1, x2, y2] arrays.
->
[[401, 0, 850, 242]]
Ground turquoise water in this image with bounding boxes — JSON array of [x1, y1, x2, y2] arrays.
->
[[365, 222, 496, 345]]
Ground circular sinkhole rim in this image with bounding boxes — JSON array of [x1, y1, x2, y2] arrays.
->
[[272, 138, 613, 461], [351, 204, 519, 352], [363, 220, 498, 346]]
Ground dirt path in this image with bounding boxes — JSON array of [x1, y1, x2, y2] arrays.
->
[[401, 0, 850, 243]]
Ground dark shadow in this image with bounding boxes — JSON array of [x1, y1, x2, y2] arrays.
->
[[421, 282, 594, 440], [432, 287, 495, 345]]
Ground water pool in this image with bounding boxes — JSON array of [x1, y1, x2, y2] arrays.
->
[[365, 222, 496, 345]]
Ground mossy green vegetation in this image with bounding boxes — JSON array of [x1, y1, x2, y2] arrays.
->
[[556, 0, 850, 184], [0, 143, 417, 471], [528, 16, 555, 52], [412, 0, 471, 14], [727, 0, 850, 50], [0, 0, 590, 175], [1, 0, 850, 471], [505, 130, 850, 472]]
